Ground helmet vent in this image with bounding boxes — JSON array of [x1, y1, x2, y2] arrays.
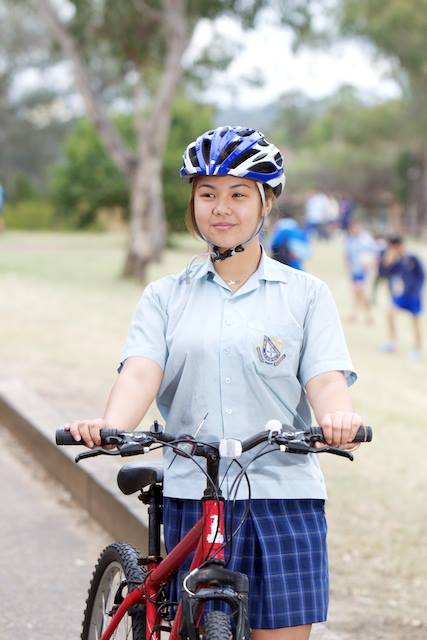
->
[[189, 145, 198, 168], [275, 152, 283, 166], [251, 161, 276, 174], [227, 148, 258, 168], [239, 128, 255, 137], [219, 140, 241, 163], [202, 139, 212, 164]]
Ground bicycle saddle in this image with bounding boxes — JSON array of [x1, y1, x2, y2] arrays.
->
[[117, 461, 163, 495]]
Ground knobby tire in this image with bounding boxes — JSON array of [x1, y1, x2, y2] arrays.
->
[[81, 542, 146, 640], [203, 610, 233, 640]]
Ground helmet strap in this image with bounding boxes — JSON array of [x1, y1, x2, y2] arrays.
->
[[203, 182, 267, 262], [209, 216, 265, 262]]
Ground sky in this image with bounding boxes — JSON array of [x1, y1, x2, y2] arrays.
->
[[186, 17, 401, 109], [14, 11, 402, 124]]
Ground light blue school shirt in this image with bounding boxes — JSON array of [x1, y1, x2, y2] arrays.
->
[[119, 249, 356, 500]]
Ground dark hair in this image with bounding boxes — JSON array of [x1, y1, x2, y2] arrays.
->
[[388, 235, 404, 246]]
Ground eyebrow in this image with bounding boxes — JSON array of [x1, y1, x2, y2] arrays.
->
[[197, 182, 251, 190]]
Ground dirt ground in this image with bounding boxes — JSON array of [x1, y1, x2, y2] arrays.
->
[[1, 230, 426, 639]]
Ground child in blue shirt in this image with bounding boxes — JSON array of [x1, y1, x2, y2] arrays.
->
[[382, 236, 425, 360]]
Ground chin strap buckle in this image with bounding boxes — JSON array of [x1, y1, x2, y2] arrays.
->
[[211, 244, 245, 262]]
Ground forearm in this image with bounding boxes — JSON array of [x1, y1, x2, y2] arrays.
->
[[306, 371, 361, 447], [306, 371, 352, 424], [103, 357, 163, 429]]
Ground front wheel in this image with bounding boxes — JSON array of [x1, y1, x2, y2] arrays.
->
[[203, 611, 233, 640], [81, 542, 146, 640]]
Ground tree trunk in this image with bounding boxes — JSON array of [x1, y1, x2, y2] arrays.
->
[[39, 0, 189, 280], [123, 0, 188, 279], [123, 152, 167, 280]]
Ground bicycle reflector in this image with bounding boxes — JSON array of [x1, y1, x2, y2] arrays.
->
[[219, 439, 243, 458]]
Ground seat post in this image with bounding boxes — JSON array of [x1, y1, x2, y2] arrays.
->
[[145, 484, 163, 558]]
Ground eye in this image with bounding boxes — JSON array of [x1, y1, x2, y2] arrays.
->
[[199, 191, 214, 199], [232, 192, 246, 199]]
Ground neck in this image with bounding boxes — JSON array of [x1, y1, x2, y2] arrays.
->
[[212, 238, 262, 284]]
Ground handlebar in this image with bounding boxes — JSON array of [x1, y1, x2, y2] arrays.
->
[[55, 423, 372, 462]]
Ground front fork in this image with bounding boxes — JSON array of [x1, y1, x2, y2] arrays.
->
[[179, 497, 250, 640]]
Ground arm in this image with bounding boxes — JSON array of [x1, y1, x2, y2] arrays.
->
[[66, 356, 163, 447], [306, 370, 362, 448]]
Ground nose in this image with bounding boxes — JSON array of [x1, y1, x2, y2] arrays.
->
[[212, 195, 231, 216]]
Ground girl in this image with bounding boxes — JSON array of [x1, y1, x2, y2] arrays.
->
[[67, 126, 363, 639]]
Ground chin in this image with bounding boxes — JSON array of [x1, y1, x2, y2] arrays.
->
[[209, 232, 241, 249]]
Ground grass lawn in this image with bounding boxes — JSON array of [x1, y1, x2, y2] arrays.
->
[[1, 229, 426, 639]]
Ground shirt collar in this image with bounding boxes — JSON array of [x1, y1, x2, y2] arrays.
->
[[257, 247, 289, 283]]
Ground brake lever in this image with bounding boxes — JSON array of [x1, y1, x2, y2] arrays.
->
[[279, 438, 354, 461], [75, 448, 121, 463], [310, 445, 354, 461]]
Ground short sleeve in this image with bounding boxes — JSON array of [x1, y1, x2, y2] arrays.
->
[[298, 282, 357, 388], [118, 283, 167, 372]]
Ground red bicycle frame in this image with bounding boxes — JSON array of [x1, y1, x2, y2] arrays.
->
[[99, 497, 225, 640]]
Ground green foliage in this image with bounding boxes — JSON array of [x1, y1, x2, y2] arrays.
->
[[52, 97, 214, 230], [272, 86, 407, 199], [52, 117, 131, 228], [9, 174, 38, 203], [4, 199, 55, 230], [63, 1, 318, 98], [339, 0, 427, 83]]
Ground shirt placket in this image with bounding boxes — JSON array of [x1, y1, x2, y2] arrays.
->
[[219, 295, 236, 439]]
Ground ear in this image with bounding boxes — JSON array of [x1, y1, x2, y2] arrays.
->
[[262, 194, 273, 217]]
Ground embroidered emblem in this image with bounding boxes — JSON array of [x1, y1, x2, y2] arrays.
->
[[256, 335, 286, 366]]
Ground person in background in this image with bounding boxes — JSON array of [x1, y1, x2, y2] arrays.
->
[[370, 235, 390, 305], [339, 194, 355, 232], [304, 190, 329, 239], [270, 216, 310, 270], [381, 236, 425, 361], [325, 191, 340, 236], [0, 182, 6, 232], [344, 220, 377, 323]]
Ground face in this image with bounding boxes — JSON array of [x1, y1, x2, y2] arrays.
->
[[193, 175, 272, 249]]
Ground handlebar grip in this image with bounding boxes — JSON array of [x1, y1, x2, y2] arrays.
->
[[55, 428, 120, 445], [312, 425, 372, 443]]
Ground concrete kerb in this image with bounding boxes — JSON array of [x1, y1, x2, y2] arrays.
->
[[0, 379, 149, 550]]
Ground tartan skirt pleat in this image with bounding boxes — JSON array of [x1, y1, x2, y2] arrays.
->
[[163, 497, 329, 629]]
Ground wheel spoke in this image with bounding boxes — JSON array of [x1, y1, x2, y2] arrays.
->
[[82, 544, 147, 640]]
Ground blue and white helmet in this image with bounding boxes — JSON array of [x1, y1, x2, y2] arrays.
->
[[180, 126, 285, 198]]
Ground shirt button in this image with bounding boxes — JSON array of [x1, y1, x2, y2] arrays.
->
[[225, 319, 232, 326], [225, 377, 231, 384], [225, 408, 233, 415]]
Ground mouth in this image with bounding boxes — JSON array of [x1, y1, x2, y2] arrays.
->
[[212, 223, 236, 231]]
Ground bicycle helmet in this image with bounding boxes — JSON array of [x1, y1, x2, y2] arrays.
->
[[180, 126, 285, 197]]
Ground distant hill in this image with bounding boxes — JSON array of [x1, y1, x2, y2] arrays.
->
[[214, 102, 280, 135]]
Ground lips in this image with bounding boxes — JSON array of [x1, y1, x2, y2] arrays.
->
[[212, 223, 236, 230]]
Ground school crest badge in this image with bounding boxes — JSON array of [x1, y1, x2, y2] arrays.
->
[[256, 335, 286, 366]]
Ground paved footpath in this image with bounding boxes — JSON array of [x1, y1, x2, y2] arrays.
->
[[0, 425, 111, 640]]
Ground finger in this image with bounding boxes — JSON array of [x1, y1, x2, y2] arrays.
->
[[341, 413, 353, 447], [330, 412, 344, 447], [68, 421, 82, 443], [320, 414, 333, 445], [349, 414, 363, 443], [79, 422, 95, 448], [90, 424, 102, 447]]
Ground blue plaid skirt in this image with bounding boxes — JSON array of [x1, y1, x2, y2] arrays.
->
[[163, 498, 329, 629]]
